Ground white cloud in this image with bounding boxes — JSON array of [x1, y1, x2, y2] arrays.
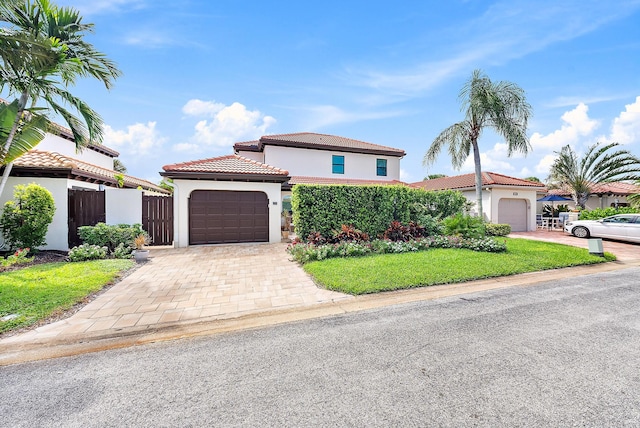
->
[[607, 96, 640, 145], [460, 142, 516, 173], [530, 103, 599, 151], [103, 121, 166, 156], [180, 100, 276, 151], [535, 154, 558, 175]]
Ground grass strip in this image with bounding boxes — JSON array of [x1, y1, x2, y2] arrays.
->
[[303, 238, 615, 295], [0, 259, 135, 333]]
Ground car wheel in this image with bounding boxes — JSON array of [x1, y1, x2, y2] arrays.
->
[[572, 226, 590, 239]]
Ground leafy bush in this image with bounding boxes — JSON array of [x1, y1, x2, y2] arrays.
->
[[306, 232, 328, 246], [331, 224, 369, 243], [287, 236, 506, 263], [579, 207, 639, 220], [0, 248, 34, 269], [78, 223, 145, 253], [112, 243, 133, 259], [485, 223, 511, 237], [0, 183, 56, 250], [68, 244, 108, 262], [292, 185, 467, 239], [383, 220, 412, 241], [442, 214, 485, 239]]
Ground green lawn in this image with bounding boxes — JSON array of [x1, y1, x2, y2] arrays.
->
[[303, 238, 615, 295], [0, 259, 135, 333]]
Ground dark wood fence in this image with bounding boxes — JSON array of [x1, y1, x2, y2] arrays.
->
[[142, 195, 173, 246], [68, 189, 105, 248]]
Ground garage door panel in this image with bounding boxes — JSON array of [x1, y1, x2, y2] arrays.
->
[[498, 198, 527, 232], [189, 190, 269, 245]]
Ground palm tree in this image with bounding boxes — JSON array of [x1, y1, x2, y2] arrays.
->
[[548, 142, 640, 209], [0, 0, 121, 197], [424, 69, 532, 218]]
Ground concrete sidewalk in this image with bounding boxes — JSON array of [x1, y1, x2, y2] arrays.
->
[[1, 234, 639, 366]]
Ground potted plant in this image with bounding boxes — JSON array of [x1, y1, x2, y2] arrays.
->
[[281, 210, 291, 240], [133, 232, 151, 262]]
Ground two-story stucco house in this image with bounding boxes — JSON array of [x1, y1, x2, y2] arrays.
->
[[161, 132, 406, 246]]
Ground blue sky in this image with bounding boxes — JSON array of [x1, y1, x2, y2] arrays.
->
[[49, 0, 640, 184]]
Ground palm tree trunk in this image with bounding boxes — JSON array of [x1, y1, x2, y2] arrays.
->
[[472, 141, 483, 219]]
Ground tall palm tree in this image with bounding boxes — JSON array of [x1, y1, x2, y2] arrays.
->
[[628, 181, 640, 209], [424, 69, 532, 218], [0, 0, 121, 197], [548, 142, 640, 209]]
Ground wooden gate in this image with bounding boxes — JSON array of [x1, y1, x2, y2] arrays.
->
[[68, 189, 105, 248], [142, 195, 173, 246]]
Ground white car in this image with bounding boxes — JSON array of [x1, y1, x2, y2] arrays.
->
[[564, 214, 640, 243]]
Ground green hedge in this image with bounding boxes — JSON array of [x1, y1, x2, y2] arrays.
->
[[485, 223, 512, 236], [292, 185, 467, 239], [578, 207, 639, 220]]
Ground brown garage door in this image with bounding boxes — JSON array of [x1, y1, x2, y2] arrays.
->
[[189, 190, 269, 244]]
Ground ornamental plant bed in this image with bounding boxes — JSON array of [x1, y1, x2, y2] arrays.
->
[[301, 238, 615, 295]]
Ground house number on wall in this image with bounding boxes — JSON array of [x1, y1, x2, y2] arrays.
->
[[513, 192, 518, 196]]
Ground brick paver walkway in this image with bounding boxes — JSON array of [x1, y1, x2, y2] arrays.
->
[[1, 243, 351, 345]]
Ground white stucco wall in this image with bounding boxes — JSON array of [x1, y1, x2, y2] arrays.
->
[[37, 134, 115, 169], [105, 188, 142, 225], [263, 146, 401, 180], [236, 150, 265, 163], [172, 179, 283, 247]]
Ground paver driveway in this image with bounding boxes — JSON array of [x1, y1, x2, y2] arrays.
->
[[1, 243, 351, 346]]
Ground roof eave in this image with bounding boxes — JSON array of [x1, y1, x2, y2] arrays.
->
[[161, 171, 290, 183]]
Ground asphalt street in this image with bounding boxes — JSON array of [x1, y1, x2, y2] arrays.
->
[[1, 267, 640, 427]]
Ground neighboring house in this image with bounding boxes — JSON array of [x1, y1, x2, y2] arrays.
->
[[0, 127, 169, 251], [411, 172, 546, 232], [547, 182, 640, 210], [162, 132, 406, 247]]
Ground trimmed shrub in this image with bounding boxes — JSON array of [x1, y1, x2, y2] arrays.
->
[[485, 223, 511, 236], [78, 223, 145, 253], [579, 207, 638, 220], [292, 185, 467, 239], [442, 213, 485, 239], [0, 183, 55, 250], [68, 244, 108, 262]]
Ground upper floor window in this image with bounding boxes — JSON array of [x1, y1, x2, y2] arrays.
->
[[332, 155, 345, 174], [376, 158, 387, 176]]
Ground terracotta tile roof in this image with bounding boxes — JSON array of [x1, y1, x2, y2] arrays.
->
[[162, 154, 289, 176], [411, 172, 546, 191], [234, 132, 406, 157], [13, 150, 169, 193], [549, 181, 640, 196], [288, 176, 407, 186]]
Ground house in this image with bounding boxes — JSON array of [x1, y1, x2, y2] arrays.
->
[[411, 172, 546, 232], [547, 182, 640, 210], [162, 132, 406, 246], [0, 126, 169, 251]]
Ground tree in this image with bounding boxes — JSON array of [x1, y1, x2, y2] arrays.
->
[[547, 142, 640, 209], [628, 180, 640, 209], [0, 182, 55, 250], [524, 176, 541, 182], [424, 173, 447, 180], [0, 0, 121, 197], [113, 158, 127, 173], [424, 69, 532, 218]]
